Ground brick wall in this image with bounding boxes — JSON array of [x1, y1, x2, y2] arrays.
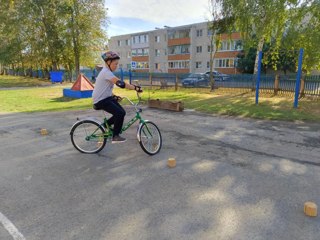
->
[[168, 54, 190, 61], [168, 38, 191, 46]]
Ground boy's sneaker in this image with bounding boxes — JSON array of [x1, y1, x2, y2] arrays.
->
[[112, 135, 126, 143]]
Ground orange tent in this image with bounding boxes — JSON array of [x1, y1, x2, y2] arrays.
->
[[71, 74, 94, 91]]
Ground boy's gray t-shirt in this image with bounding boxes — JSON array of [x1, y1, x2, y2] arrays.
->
[[92, 67, 116, 104]]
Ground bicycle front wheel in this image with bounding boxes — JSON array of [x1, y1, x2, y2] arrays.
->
[[138, 121, 162, 155], [70, 120, 106, 154]]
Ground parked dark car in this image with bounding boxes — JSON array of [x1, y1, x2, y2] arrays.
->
[[205, 71, 230, 81], [182, 73, 209, 87]]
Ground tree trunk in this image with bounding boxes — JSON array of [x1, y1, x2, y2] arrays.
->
[[72, 0, 80, 77], [209, 33, 216, 91], [67, 63, 73, 82], [52, 62, 58, 71], [254, 37, 265, 74], [74, 46, 80, 77], [299, 77, 305, 98]]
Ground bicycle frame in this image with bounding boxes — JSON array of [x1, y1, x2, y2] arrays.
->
[[93, 92, 147, 140], [102, 110, 145, 136]]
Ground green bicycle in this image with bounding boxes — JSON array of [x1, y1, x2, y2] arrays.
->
[[70, 92, 162, 155]]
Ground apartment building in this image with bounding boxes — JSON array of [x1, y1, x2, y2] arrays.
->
[[109, 22, 243, 74]]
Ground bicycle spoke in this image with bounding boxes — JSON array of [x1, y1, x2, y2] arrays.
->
[[71, 120, 106, 154], [139, 122, 162, 155]]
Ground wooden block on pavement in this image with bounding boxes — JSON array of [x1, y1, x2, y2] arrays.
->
[[167, 158, 176, 168], [304, 202, 317, 217]]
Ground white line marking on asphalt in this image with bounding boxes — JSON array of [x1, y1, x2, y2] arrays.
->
[[0, 212, 26, 240]]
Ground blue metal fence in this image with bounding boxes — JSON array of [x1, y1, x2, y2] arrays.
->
[[112, 70, 320, 97], [304, 75, 320, 96], [3, 67, 320, 97], [4, 68, 97, 82]]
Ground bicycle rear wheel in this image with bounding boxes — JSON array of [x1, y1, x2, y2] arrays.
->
[[138, 121, 162, 155], [70, 120, 106, 154]]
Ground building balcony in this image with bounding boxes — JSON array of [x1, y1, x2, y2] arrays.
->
[[168, 38, 191, 46], [132, 56, 149, 62], [168, 54, 190, 61], [215, 52, 240, 58]]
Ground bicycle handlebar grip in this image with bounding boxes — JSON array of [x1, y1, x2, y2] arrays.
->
[[134, 85, 143, 93]]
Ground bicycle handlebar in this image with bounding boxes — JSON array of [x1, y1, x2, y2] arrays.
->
[[120, 87, 142, 112]]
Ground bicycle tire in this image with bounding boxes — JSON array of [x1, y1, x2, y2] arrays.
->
[[138, 121, 162, 155], [70, 120, 106, 154]]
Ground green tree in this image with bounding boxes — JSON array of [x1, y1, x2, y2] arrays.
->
[[0, 0, 107, 78], [282, 2, 320, 73], [236, 48, 256, 74], [0, 0, 24, 71], [62, 0, 107, 76], [220, 0, 303, 73], [208, 0, 234, 90]]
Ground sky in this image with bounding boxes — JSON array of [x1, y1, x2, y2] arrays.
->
[[105, 0, 211, 37]]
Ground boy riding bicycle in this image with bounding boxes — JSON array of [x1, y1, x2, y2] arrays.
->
[[92, 51, 142, 143]]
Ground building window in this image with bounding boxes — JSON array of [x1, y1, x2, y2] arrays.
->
[[155, 63, 160, 70], [208, 45, 212, 53], [196, 61, 202, 69], [117, 40, 121, 47], [207, 61, 210, 68], [168, 44, 190, 55], [125, 39, 130, 46], [143, 48, 149, 56], [142, 35, 148, 43], [155, 36, 160, 42], [168, 61, 190, 69], [215, 58, 235, 68], [155, 49, 160, 56], [218, 40, 243, 51], [196, 29, 203, 37], [127, 51, 131, 58], [168, 29, 190, 39], [221, 41, 231, 51], [233, 40, 243, 50], [196, 46, 202, 53], [132, 48, 149, 56], [132, 35, 149, 44], [207, 29, 213, 36], [136, 62, 149, 69]]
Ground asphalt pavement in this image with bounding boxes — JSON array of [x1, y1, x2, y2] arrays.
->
[[0, 107, 320, 240]]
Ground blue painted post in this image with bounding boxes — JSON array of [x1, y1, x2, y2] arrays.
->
[[294, 48, 304, 108], [255, 51, 263, 105], [129, 69, 132, 84], [120, 68, 124, 82]]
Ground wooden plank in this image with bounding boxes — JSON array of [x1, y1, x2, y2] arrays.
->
[[148, 99, 184, 112]]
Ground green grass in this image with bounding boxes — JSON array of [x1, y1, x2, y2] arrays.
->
[[145, 88, 320, 122], [0, 75, 51, 88], [0, 75, 319, 122]]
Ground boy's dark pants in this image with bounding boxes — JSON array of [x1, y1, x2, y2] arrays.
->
[[94, 97, 126, 136]]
